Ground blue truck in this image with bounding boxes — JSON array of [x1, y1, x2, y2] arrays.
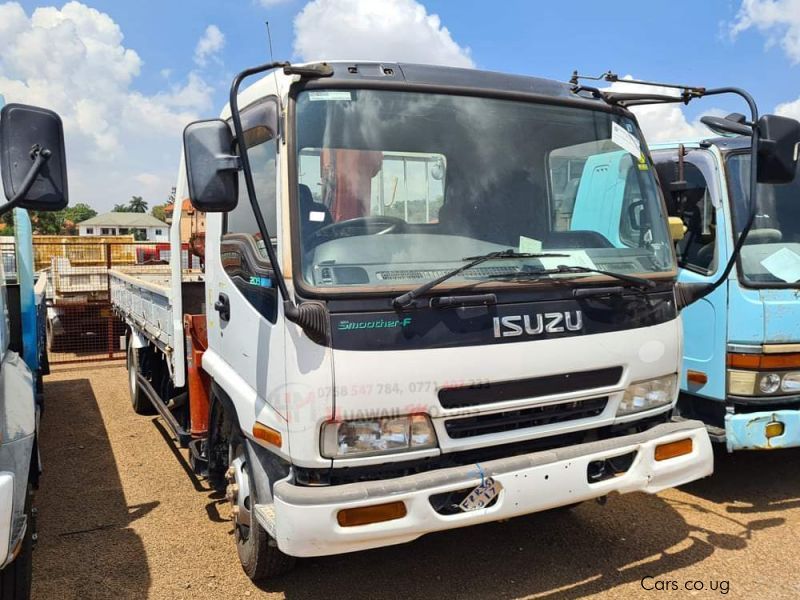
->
[[0, 98, 68, 598], [650, 133, 800, 451]]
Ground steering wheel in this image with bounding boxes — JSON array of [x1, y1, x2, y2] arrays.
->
[[307, 215, 407, 244]]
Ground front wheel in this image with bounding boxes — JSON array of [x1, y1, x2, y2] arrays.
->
[[227, 436, 295, 580], [127, 339, 154, 415], [0, 486, 33, 600]]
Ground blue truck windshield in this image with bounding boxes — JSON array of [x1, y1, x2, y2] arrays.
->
[[728, 152, 800, 285], [294, 88, 674, 291]]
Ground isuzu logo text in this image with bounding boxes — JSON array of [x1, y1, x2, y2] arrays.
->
[[493, 311, 583, 338]]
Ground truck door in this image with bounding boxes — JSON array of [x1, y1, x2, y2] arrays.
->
[[653, 149, 728, 402], [204, 97, 286, 414]]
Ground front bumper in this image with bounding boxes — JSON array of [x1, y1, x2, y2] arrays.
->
[[725, 409, 800, 451], [267, 420, 712, 557]]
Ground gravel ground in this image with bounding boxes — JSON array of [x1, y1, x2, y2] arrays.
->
[[30, 363, 800, 599]]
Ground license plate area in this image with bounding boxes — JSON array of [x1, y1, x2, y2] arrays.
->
[[460, 477, 503, 512], [428, 478, 503, 515]]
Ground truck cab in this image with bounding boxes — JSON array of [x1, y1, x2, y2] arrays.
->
[[652, 137, 800, 450], [118, 61, 723, 580]]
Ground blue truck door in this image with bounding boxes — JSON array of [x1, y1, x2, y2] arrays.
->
[[653, 148, 729, 401]]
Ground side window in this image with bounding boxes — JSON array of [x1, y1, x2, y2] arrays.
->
[[225, 98, 279, 253], [222, 98, 280, 322], [654, 152, 717, 274]]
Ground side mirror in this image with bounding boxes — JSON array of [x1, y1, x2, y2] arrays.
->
[[700, 113, 752, 137], [0, 103, 68, 214], [756, 114, 800, 184], [183, 119, 239, 212]]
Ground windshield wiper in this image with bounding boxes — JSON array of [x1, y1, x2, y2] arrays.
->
[[488, 264, 656, 289], [392, 249, 569, 309]]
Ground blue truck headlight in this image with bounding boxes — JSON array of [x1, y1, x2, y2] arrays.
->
[[616, 374, 677, 416], [781, 372, 800, 393], [321, 414, 437, 458], [728, 370, 800, 396]]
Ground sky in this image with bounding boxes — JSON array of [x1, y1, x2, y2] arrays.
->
[[2, 0, 800, 211]]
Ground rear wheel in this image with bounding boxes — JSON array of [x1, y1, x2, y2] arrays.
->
[[127, 339, 154, 415], [227, 436, 295, 580], [0, 486, 33, 600]]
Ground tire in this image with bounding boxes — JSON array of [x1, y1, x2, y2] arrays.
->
[[0, 486, 33, 600], [127, 340, 154, 415], [228, 436, 295, 580]]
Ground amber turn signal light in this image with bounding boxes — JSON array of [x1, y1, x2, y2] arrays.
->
[[252, 423, 282, 448], [765, 421, 784, 439], [687, 370, 708, 385], [727, 352, 800, 370], [654, 438, 693, 461], [337, 501, 407, 527]]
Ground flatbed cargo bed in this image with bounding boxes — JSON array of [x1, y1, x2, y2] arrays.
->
[[109, 266, 204, 357]]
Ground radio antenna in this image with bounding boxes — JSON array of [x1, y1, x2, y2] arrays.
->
[[266, 20, 276, 63], [265, 21, 284, 122]]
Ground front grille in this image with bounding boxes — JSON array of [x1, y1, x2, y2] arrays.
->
[[439, 367, 622, 409], [444, 397, 608, 439]]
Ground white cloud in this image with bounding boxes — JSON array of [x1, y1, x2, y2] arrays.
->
[[193, 24, 225, 67], [0, 2, 214, 211], [730, 0, 800, 63], [293, 0, 473, 67], [776, 95, 800, 119]]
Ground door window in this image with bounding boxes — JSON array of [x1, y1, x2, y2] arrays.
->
[[221, 98, 280, 322]]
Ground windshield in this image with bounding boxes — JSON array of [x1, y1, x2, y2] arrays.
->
[[294, 88, 673, 291], [728, 152, 800, 286]]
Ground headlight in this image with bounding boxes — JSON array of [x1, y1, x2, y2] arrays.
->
[[616, 374, 677, 416], [321, 414, 437, 458], [728, 369, 800, 396]]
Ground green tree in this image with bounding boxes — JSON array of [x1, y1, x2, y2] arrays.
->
[[151, 204, 167, 222], [29, 210, 65, 234], [112, 203, 130, 213], [128, 196, 148, 213], [64, 203, 97, 223]]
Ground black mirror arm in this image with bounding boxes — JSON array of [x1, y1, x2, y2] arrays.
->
[[228, 62, 294, 306], [676, 87, 759, 310], [0, 145, 51, 217]]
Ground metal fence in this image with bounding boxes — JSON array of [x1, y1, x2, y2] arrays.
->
[[1, 239, 198, 365]]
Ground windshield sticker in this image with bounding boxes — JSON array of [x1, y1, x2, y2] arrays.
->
[[519, 235, 542, 254], [308, 91, 353, 102], [760, 247, 800, 283], [611, 121, 641, 159], [309, 211, 326, 222]]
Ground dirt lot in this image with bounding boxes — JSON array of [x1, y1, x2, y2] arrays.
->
[[29, 363, 800, 599]]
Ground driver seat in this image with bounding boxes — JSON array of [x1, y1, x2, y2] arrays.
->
[[299, 184, 332, 240]]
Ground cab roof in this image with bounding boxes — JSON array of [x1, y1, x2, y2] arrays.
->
[[316, 61, 581, 100]]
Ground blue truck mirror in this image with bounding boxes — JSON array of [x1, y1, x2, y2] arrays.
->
[[0, 103, 68, 214], [183, 118, 240, 213]]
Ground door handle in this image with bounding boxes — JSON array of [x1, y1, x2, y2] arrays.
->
[[214, 293, 230, 322]]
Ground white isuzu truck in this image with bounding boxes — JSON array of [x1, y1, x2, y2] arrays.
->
[[110, 61, 799, 580]]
